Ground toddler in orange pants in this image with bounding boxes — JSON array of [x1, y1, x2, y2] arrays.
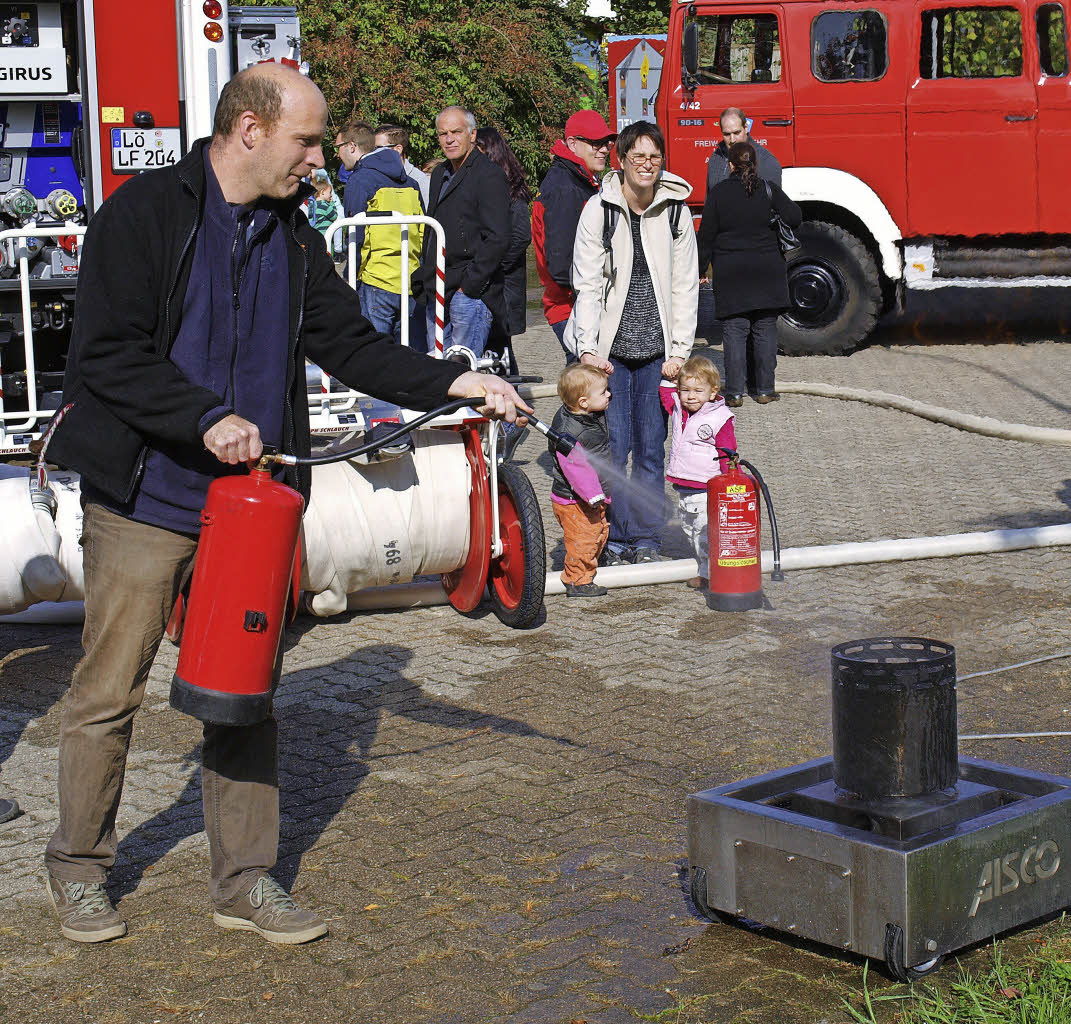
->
[[549, 364, 612, 597]]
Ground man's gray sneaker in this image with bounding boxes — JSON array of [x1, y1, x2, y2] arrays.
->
[[46, 875, 127, 943], [213, 875, 327, 945]]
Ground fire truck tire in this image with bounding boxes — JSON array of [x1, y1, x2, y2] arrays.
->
[[883, 923, 944, 982], [487, 462, 546, 629], [778, 221, 882, 357]]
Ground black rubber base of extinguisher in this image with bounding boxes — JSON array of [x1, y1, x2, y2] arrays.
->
[[706, 589, 764, 612], [170, 675, 272, 727]]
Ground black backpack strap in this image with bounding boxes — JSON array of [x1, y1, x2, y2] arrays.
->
[[669, 199, 684, 240], [601, 199, 619, 304], [601, 199, 619, 254]]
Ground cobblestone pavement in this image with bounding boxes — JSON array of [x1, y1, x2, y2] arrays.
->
[[2, 294, 1071, 1024]]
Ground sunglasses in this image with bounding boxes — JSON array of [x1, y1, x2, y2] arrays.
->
[[576, 136, 615, 151]]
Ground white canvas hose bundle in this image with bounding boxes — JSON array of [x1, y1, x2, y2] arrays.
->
[[0, 429, 471, 622], [0, 464, 83, 612], [299, 428, 471, 616]]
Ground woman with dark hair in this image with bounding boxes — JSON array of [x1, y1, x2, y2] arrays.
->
[[567, 120, 698, 564], [476, 126, 532, 374], [696, 141, 801, 406]]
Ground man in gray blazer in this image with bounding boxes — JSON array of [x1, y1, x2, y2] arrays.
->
[[705, 106, 781, 191]]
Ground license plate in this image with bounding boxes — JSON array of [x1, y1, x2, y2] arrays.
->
[[110, 127, 181, 174]]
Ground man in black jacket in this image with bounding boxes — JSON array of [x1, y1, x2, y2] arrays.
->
[[415, 106, 510, 360], [42, 64, 525, 946]]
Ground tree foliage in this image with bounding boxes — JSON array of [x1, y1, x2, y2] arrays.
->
[[607, 0, 668, 35], [243, 0, 595, 182]]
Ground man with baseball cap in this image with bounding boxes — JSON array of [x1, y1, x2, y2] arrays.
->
[[532, 111, 616, 357]]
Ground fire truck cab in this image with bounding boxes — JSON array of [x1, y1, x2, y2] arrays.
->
[[0, 1, 299, 455], [659, 0, 1071, 354]]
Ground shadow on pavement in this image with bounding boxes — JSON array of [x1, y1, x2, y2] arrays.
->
[[958, 479, 1071, 532], [0, 625, 81, 773], [111, 641, 578, 897]]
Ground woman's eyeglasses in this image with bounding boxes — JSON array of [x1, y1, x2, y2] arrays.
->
[[625, 153, 663, 168]]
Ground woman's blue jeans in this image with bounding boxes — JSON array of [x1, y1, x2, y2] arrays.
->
[[604, 354, 668, 553]]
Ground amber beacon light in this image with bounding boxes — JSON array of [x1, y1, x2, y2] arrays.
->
[[203, 0, 224, 41]]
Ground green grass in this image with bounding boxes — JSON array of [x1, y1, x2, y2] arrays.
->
[[843, 927, 1071, 1024]]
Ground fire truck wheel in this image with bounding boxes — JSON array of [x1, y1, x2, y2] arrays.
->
[[883, 923, 944, 982], [487, 462, 546, 629], [778, 221, 882, 356]]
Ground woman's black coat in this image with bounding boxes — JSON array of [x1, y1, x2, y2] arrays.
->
[[501, 196, 532, 337], [696, 176, 802, 320]]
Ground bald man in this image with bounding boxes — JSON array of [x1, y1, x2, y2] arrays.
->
[[43, 64, 526, 946]]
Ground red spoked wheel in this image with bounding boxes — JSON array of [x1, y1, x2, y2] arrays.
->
[[488, 461, 546, 628], [442, 426, 492, 613]]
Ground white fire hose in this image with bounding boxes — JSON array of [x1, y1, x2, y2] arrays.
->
[[4, 381, 1071, 624]]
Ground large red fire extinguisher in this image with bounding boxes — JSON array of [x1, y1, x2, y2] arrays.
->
[[703, 442, 783, 610], [170, 467, 303, 726], [707, 457, 764, 611]]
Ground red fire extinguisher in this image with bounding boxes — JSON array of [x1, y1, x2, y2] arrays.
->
[[170, 466, 303, 726], [707, 457, 764, 611]]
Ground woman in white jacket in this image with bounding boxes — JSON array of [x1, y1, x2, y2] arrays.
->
[[565, 121, 698, 563]]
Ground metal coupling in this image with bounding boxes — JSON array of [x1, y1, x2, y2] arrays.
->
[[28, 480, 58, 519]]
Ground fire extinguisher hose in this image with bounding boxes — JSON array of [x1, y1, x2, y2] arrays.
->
[[268, 396, 485, 468], [740, 458, 784, 583], [270, 375, 543, 469], [719, 448, 785, 583]]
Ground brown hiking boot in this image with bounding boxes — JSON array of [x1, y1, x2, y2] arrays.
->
[[213, 875, 327, 945], [46, 875, 127, 943]]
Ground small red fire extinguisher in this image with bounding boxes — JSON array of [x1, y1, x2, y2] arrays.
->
[[170, 466, 303, 726], [707, 456, 764, 611]]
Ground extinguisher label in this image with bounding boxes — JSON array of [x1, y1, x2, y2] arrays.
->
[[717, 496, 759, 567], [726, 484, 747, 495]]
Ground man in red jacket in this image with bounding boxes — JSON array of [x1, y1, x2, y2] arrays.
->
[[532, 111, 616, 359]]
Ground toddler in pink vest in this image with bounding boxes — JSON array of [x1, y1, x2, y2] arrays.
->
[[659, 356, 737, 590]]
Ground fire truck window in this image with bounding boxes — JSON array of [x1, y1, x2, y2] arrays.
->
[[811, 11, 888, 82], [692, 14, 781, 86], [1038, 4, 1069, 76], [920, 7, 1023, 78]]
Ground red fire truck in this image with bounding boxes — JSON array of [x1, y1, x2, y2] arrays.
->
[[657, 0, 1071, 354], [0, 1, 299, 455]]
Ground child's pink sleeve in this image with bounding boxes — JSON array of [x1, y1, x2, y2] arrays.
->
[[658, 382, 676, 415], [715, 417, 737, 475]]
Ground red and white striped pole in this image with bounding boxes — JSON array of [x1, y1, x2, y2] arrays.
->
[[433, 238, 446, 358]]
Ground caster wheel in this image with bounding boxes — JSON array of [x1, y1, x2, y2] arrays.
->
[[689, 866, 738, 925], [883, 923, 944, 982]]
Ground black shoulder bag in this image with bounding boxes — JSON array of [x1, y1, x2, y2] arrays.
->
[[763, 179, 801, 260]]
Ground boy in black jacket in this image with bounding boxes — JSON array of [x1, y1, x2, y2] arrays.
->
[[549, 363, 612, 597]]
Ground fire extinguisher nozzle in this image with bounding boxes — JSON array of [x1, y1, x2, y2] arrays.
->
[[256, 453, 296, 470]]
